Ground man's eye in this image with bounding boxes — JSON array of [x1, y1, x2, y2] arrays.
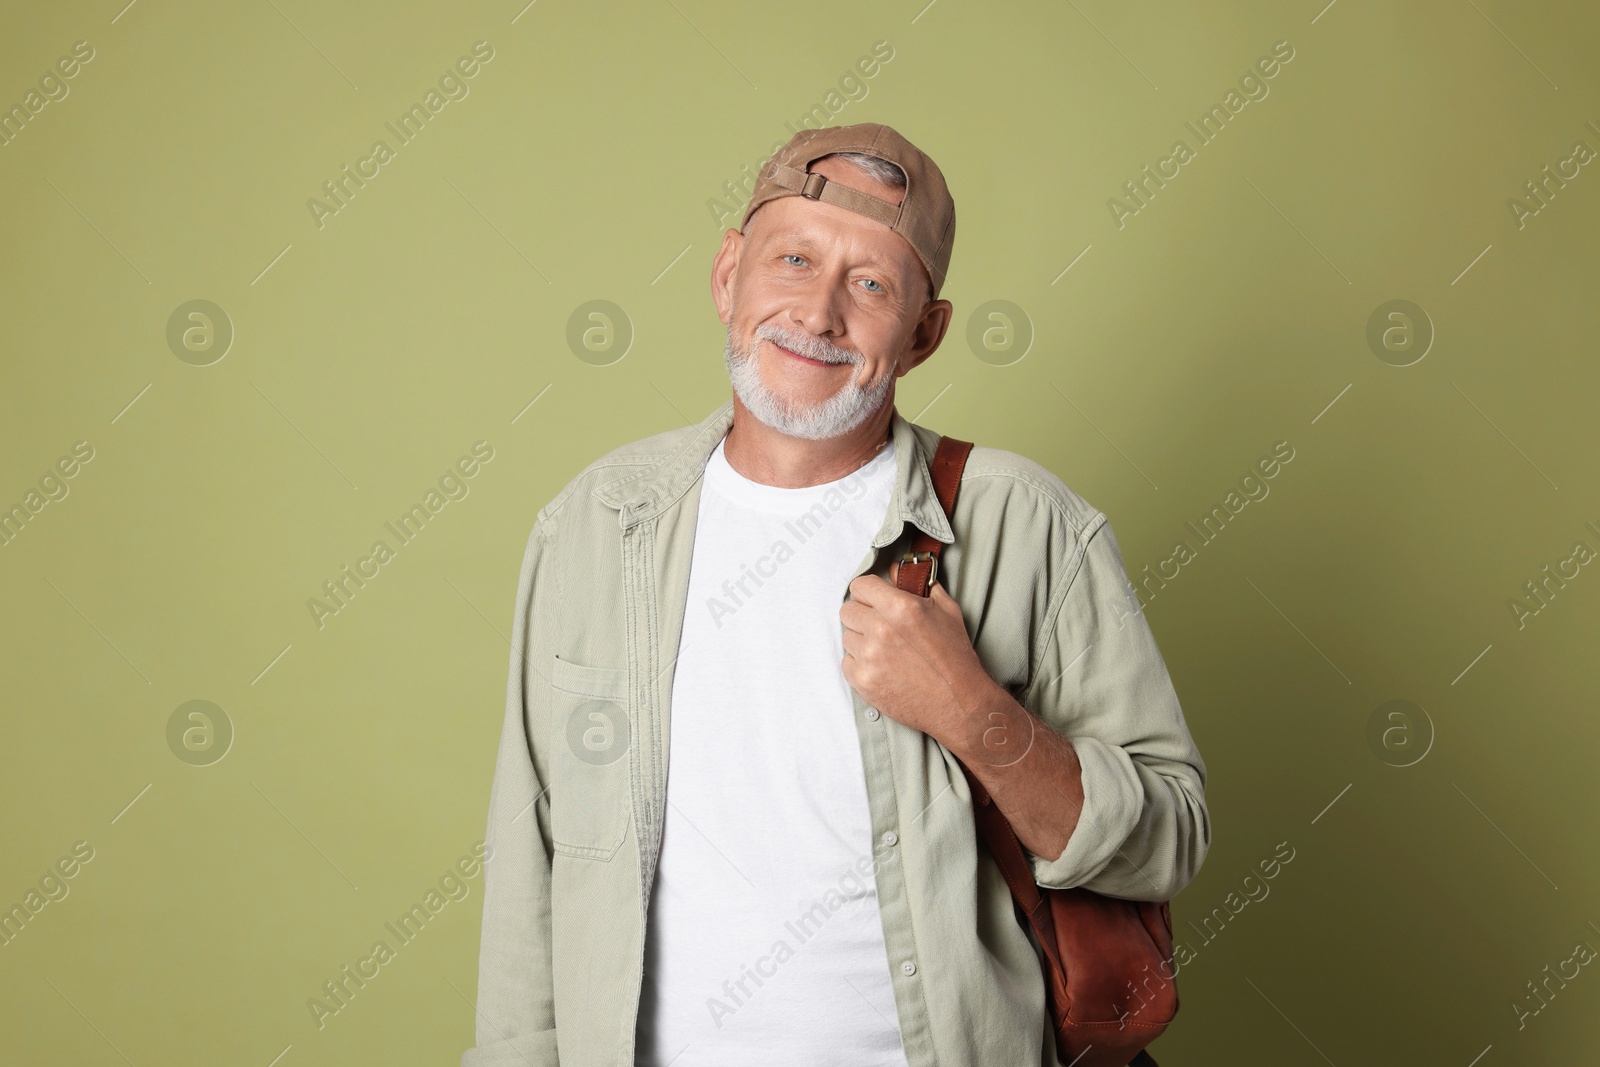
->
[[861, 278, 884, 293], [782, 254, 806, 267]]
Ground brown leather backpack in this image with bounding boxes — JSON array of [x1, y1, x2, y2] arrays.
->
[[893, 434, 1177, 1067]]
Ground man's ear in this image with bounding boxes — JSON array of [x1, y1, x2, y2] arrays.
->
[[900, 298, 954, 376], [711, 229, 744, 325]]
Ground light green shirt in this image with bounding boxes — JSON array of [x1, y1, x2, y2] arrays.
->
[[462, 398, 1209, 1067]]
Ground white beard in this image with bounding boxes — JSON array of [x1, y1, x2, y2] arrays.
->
[[723, 321, 894, 441]]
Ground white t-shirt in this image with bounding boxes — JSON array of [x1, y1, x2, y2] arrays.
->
[[635, 432, 910, 1067]]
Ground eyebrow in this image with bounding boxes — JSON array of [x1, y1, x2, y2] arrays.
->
[[765, 230, 900, 272]]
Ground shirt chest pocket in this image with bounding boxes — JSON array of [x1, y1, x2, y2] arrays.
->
[[547, 655, 632, 861]]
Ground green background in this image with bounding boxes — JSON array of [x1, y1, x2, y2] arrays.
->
[[2, 0, 1597, 1063]]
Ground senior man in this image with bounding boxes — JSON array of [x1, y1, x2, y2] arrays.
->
[[463, 122, 1209, 1067]]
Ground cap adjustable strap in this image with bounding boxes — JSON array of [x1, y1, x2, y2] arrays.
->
[[768, 162, 903, 227]]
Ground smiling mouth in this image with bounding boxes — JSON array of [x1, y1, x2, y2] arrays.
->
[[771, 340, 843, 367]]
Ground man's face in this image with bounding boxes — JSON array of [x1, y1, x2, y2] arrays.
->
[[711, 155, 951, 441]]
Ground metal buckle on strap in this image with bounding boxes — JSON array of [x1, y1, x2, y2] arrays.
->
[[800, 171, 828, 199], [898, 549, 937, 593]]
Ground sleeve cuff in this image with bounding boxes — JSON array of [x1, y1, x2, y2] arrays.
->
[[1026, 734, 1144, 889]]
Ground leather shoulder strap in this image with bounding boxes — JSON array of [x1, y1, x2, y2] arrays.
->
[[893, 434, 973, 599], [893, 435, 1062, 955]]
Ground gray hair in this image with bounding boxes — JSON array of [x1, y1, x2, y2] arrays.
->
[[822, 151, 908, 191]]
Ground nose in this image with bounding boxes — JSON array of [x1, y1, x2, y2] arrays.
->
[[784, 272, 848, 346]]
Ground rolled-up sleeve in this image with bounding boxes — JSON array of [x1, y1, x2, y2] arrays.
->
[[1019, 512, 1210, 900], [462, 516, 561, 1067]]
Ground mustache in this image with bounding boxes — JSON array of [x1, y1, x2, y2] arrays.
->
[[752, 325, 861, 364]]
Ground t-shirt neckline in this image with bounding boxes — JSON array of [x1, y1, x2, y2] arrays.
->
[[706, 435, 896, 513]]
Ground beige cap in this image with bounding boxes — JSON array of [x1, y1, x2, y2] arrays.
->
[[740, 122, 956, 300]]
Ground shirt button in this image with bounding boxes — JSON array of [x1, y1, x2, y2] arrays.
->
[[881, 830, 898, 847], [901, 960, 917, 976], [865, 707, 880, 721]]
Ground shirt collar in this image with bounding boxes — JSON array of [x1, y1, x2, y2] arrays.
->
[[592, 396, 955, 548]]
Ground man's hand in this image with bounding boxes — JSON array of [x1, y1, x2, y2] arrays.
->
[[839, 563, 1023, 763], [840, 562, 1087, 864]]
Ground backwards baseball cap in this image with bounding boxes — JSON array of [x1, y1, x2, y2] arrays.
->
[[740, 122, 956, 301]]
